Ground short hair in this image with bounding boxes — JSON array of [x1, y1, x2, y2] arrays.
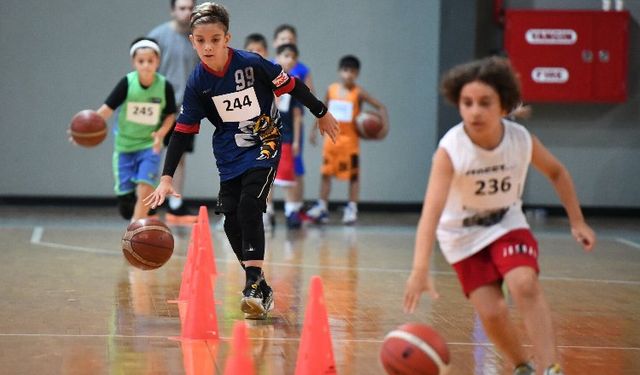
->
[[339, 55, 360, 71], [273, 24, 297, 40], [244, 33, 267, 49], [171, 0, 194, 9], [276, 43, 298, 57], [190, 2, 230, 32], [440, 56, 521, 112], [129, 36, 161, 57]]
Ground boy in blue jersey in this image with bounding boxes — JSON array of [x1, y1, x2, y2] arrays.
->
[[76, 37, 176, 222], [144, 2, 339, 319]]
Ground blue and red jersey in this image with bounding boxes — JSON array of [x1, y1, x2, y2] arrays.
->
[[176, 48, 294, 181]]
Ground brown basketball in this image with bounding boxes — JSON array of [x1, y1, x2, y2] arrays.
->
[[69, 109, 107, 147], [356, 111, 386, 140], [380, 323, 450, 375], [122, 218, 174, 270]]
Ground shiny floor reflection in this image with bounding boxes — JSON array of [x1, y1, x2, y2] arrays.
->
[[0, 206, 639, 374]]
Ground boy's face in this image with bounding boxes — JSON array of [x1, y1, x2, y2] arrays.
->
[[458, 80, 507, 135], [132, 48, 160, 78], [245, 41, 267, 58], [190, 23, 231, 67], [276, 50, 297, 72], [273, 30, 296, 48], [171, 0, 195, 28], [339, 67, 359, 87]]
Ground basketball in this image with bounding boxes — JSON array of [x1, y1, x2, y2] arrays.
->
[[121, 218, 174, 270], [69, 109, 107, 147], [356, 111, 386, 140], [380, 323, 450, 375]]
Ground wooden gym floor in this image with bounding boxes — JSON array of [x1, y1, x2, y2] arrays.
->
[[0, 205, 638, 374]]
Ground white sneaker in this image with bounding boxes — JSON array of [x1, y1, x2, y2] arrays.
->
[[342, 205, 357, 225], [544, 364, 564, 375], [306, 203, 329, 224]]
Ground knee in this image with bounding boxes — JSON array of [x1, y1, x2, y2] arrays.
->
[[117, 192, 136, 220], [476, 299, 509, 324], [237, 195, 261, 224], [507, 270, 540, 301]]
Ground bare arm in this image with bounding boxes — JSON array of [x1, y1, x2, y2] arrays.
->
[[152, 114, 176, 153], [360, 89, 389, 137], [292, 106, 302, 156], [530, 135, 595, 251], [304, 72, 315, 94], [403, 148, 454, 312], [96, 104, 114, 122]]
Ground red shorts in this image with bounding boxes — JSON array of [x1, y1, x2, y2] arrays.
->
[[452, 228, 539, 297], [274, 143, 295, 187]]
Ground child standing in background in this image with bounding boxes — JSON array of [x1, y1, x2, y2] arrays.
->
[[403, 56, 596, 375], [80, 37, 176, 222], [307, 55, 389, 224]]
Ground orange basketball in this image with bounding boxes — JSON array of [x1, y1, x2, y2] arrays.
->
[[356, 111, 386, 140], [121, 218, 174, 270], [69, 109, 107, 147], [380, 323, 450, 375]]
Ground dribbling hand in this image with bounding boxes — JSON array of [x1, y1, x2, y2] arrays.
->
[[571, 221, 596, 251], [403, 271, 439, 314], [143, 176, 181, 209], [316, 112, 339, 143]]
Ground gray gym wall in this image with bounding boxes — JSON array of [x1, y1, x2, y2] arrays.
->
[[0, 0, 440, 204], [1, 0, 638, 209]]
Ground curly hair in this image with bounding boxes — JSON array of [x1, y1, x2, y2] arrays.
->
[[440, 56, 521, 113], [190, 2, 230, 32]]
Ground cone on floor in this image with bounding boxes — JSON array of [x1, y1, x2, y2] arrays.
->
[[295, 276, 337, 375], [180, 339, 217, 375], [180, 232, 219, 340], [198, 205, 218, 277], [223, 321, 255, 375], [168, 222, 200, 323]]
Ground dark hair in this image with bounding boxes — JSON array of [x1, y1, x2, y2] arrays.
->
[[190, 2, 230, 32], [273, 24, 297, 40], [440, 56, 521, 112], [244, 33, 267, 49], [129, 37, 160, 57], [339, 55, 360, 71], [276, 43, 298, 57]]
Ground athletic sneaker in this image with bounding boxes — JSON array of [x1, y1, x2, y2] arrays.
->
[[166, 205, 198, 224], [286, 211, 302, 229], [241, 278, 265, 318], [342, 205, 357, 225], [306, 203, 329, 224], [544, 364, 564, 375], [513, 363, 535, 375], [245, 283, 274, 320]]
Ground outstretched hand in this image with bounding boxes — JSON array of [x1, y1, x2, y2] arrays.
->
[[571, 221, 596, 251], [403, 271, 439, 314], [143, 176, 181, 209], [316, 112, 339, 143]]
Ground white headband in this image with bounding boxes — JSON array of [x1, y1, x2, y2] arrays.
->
[[129, 40, 161, 57]]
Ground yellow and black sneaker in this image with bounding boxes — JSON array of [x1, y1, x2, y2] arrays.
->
[[513, 363, 535, 375], [241, 278, 266, 318]]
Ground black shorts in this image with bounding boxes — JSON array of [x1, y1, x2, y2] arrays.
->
[[163, 122, 195, 153], [215, 167, 275, 215]]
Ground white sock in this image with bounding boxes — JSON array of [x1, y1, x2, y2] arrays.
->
[[317, 199, 328, 210], [347, 201, 357, 212], [169, 196, 183, 210], [284, 202, 297, 216]]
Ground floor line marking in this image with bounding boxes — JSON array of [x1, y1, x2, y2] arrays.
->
[[0, 333, 637, 351], [29, 227, 640, 286], [616, 237, 640, 250]]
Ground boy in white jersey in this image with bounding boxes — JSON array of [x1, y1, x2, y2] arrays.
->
[[403, 57, 596, 375]]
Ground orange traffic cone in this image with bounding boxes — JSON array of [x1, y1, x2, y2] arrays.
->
[[223, 321, 255, 375], [295, 276, 337, 375], [169, 222, 200, 323], [180, 235, 219, 340], [198, 206, 218, 277], [180, 339, 217, 375]]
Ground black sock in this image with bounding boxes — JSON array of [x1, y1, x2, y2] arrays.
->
[[259, 271, 270, 291], [245, 266, 262, 286]]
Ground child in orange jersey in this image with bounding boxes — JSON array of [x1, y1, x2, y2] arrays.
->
[[307, 55, 389, 224]]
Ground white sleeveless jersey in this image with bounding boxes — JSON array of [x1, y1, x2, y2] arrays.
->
[[436, 120, 532, 264]]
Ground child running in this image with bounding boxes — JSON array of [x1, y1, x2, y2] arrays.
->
[[144, 2, 338, 319], [402, 56, 596, 375]]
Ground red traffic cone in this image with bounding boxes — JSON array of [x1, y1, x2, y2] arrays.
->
[[198, 206, 218, 277], [180, 237, 219, 340], [168, 222, 200, 323], [223, 321, 255, 375], [180, 339, 217, 375], [295, 276, 337, 375]]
